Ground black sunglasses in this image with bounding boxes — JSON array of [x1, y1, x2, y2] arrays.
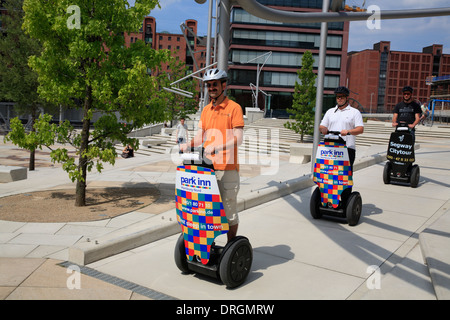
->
[[206, 82, 220, 88]]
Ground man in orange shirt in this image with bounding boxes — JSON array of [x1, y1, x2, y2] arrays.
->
[[180, 68, 244, 242]]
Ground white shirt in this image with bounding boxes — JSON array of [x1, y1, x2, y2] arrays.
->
[[176, 123, 188, 139], [320, 104, 364, 149]]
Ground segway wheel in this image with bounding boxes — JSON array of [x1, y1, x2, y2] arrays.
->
[[219, 237, 252, 289], [310, 187, 322, 219], [410, 164, 420, 188], [383, 162, 392, 184], [174, 233, 190, 273], [346, 192, 362, 226]]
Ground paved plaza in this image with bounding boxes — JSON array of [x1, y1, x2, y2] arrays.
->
[[1, 120, 450, 300]]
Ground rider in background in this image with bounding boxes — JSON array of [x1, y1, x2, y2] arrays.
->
[[392, 86, 422, 143], [319, 86, 364, 169]]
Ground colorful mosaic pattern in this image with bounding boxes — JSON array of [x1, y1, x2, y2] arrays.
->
[[176, 165, 229, 265], [313, 141, 353, 208]]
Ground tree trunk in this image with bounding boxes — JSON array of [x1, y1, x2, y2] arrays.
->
[[29, 150, 35, 171], [75, 86, 92, 207], [29, 106, 37, 171]]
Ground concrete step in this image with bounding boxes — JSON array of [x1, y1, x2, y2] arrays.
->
[[122, 119, 450, 157]]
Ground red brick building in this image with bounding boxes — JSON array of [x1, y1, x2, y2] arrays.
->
[[124, 17, 209, 79], [347, 41, 450, 113]]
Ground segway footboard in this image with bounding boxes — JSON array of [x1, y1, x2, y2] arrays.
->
[[313, 140, 353, 215]]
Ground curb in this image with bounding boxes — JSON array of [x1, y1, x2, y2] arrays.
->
[[419, 206, 450, 300], [68, 152, 388, 265]]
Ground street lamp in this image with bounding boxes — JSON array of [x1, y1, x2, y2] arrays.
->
[[242, 51, 272, 110]]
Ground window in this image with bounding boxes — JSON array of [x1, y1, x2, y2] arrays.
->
[[231, 50, 341, 69], [231, 7, 344, 30], [231, 69, 339, 89], [232, 29, 342, 50]]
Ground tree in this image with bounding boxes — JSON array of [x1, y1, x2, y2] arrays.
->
[[15, 0, 170, 206], [0, 0, 56, 170], [158, 55, 198, 126], [284, 50, 316, 143]]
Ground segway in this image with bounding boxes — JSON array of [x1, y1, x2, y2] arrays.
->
[[383, 123, 420, 188], [310, 131, 362, 226], [174, 147, 252, 288]]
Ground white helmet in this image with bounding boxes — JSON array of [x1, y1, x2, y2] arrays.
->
[[203, 68, 227, 82]]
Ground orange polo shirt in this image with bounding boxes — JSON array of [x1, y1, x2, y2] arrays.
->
[[199, 97, 244, 171]]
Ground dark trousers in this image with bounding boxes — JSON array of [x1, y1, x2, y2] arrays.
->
[[348, 147, 356, 171], [348, 148, 356, 193]]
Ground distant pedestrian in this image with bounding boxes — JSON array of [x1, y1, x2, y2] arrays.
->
[[121, 145, 134, 158], [420, 104, 430, 125], [175, 118, 189, 153]]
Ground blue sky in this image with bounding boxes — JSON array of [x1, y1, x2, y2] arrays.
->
[[136, 0, 450, 54]]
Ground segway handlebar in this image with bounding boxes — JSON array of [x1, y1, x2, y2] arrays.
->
[[179, 147, 214, 168], [395, 122, 411, 132], [324, 131, 342, 140], [180, 152, 201, 162]]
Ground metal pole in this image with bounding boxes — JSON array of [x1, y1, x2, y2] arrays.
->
[[311, 0, 330, 172], [202, 0, 215, 111], [235, 0, 450, 23], [217, 0, 231, 72], [255, 63, 260, 109]]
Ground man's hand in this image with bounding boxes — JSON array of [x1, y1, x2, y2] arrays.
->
[[179, 143, 188, 153], [204, 144, 216, 155]]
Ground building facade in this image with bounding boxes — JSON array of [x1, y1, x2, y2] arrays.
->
[[228, 0, 350, 117], [125, 17, 209, 79], [347, 41, 450, 113]]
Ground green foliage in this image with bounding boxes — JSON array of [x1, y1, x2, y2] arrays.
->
[[157, 55, 198, 123], [18, 0, 171, 206], [284, 50, 316, 142], [0, 0, 45, 110], [5, 114, 56, 151]]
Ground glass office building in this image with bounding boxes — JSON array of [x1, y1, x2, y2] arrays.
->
[[228, 1, 349, 117]]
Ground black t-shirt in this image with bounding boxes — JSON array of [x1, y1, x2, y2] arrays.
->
[[393, 100, 422, 124]]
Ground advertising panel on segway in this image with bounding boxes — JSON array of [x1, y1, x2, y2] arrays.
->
[[310, 132, 362, 226], [383, 123, 420, 188], [174, 148, 252, 288]]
